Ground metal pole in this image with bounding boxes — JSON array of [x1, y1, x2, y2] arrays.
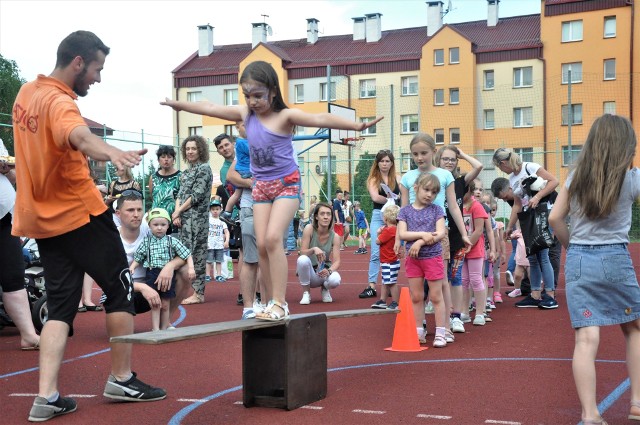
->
[[567, 70, 572, 165], [390, 84, 394, 154], [327, 64, 332, 199]]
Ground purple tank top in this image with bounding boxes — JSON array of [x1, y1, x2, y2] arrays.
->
[[245, 112, 297, 181]]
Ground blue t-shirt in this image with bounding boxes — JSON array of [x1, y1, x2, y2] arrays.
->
[[333, 198, 345, 223], [400, 168, 454, 210], [234, 137, 251, 177], [355, 210, 367, 229], [397, 203, 445, 259]]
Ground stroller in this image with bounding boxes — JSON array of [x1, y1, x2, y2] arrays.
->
[[0, 238, 48, 332]]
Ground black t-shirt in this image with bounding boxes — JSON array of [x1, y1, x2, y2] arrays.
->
[[445, 176, 468, 254], [372, 182, 400, 210]]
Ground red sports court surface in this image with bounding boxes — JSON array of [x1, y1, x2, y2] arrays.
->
[[2, 246, 639, 424]]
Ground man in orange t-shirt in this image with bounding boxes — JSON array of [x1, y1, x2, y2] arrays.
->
[[12, 31, 166, 423]]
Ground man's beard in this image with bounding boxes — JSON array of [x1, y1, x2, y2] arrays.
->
[[73, 67, 89, 97]]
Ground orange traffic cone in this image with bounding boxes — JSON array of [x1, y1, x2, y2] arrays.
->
[[385, 286, 428, 352]]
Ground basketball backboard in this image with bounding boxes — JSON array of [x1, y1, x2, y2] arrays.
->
[[328, 103, 357, 147]]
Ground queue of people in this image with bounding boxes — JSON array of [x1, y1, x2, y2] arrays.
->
[[5, 29, 639, 424]]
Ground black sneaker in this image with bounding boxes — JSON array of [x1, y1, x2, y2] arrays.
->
[[358, 286, 377, 299], [386, 301, 399, 310], [538, 294, 559, 309], [28, 395, 77, 422], [103, 372, 167, 401], [371, 299, 387, 309], [515, 295, 541, 308], [236, 293, 243, 306]]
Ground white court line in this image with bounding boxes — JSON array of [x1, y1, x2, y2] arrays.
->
[[485, 420, 521, 425], [417, 414, 452, 420], [301, 405, 323, 410], [66, 394, 96, 398], [353, 409, 386, 414], [234, 401, 243, 405], [10, 393, 96, 398], [177, 398, 208, 403], [10, 393, 38, 397]]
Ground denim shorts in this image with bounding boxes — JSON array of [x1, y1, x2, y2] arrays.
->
[[565, 243, 640, 329]]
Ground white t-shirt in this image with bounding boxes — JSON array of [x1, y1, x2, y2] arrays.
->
[[208, 216, 228, 249], [120, 221, 150, 280], [342, 200, 352, 220], [509, 162, 541, 207]]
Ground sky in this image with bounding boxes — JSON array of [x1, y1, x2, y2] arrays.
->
[[0, 0, 541, 139]]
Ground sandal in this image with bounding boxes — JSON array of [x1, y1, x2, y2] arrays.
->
[[256, 301, 289, 322], [83, 304, 103, 312], [630, 400, 640, 421], [433, 334, 447, 348], [181, 293, 204, 305]]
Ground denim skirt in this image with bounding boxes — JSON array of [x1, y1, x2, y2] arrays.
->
[[565, 243, 640, 328]]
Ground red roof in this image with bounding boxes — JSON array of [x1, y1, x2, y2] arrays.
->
[[173, 14, 541, 78]]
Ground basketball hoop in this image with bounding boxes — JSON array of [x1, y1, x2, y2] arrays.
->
[[340, 137, 365, 151]]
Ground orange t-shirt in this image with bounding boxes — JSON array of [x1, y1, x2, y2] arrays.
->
[[12, 75, 107, 238]]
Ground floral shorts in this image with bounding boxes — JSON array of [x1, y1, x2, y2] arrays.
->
[[252, 170, 301, 203]]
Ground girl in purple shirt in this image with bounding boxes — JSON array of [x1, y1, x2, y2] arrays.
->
[[162, 61, 382, 322]]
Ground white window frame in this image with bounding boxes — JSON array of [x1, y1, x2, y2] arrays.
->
[[401, 115, 419, 134], [604, 16, 616, 38], [401, 76, 418, 96], [434, 129, 444, 145], [434, 49, 444, 66], [479, 149, 495, 170], [449, 47, 459, 64], [514, 147, 534, 163], [562, 20, 583, 42], [188, 126, 203, 136], [434, 89, 444, 106], [562, 62, 582, 84], [513, 67, 532, 88], [449, 128, 460, 144], [187, 91, 202, 102], [294, 84, 304, 103], [320, 82, 336, 101], [562, 145, 582, 166], [400, 152, 413, 172], [484, 70, 494, 90], [359, 79, 376, 98], [224, 88, 238, 106], [449, 88, 459, 105], [604, 59, 616, 80], [603, 101, 616, 115], [484, 109, 495, 130], [361, 117, 377, 136], [513, 107, 533, 128], [561, 104, 583, 126], [319, 155, 337, 174], [223, 124, 238, 138]]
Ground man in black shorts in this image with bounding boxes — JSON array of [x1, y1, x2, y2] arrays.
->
[[12, 31, 166, 422]]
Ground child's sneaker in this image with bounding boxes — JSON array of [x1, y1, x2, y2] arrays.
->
[[494, 293, 503, 303], [424, 301, 434, 314], [451, 317, 465, 333], [299, 292, 311, 305], [460, 313, 471, 323], [205, 275, 212, 282], [445, 329, 455, 343], [486, 299, 496, 310], [386, 301, 399, 310], [507, 288, 522, 298], [433, 334, 447, 348], [103, 372, 166, 401], [371, 299, 387, 309], [358, 286, 377, 298], [484, 310, 493, 322], [28, 395, 77, 422], [418, 329, 427, 344], [473, 314, 486, 326], [505, 270, 515, 286]]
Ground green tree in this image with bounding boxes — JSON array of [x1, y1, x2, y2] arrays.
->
[[0, 54, 26, 154], [352, 151, 375, 219], [319, 171, 340, 203], [137, 162, 157, 211]]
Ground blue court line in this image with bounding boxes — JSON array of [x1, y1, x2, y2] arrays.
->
[[168, 357, 629, 425], [0, 306, 187, 380]]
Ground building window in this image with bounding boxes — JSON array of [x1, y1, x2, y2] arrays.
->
[[562, 104, 583, 126], [604, 16, 616, 38], [449, 128, 460, 144], [513, 67, 532, 88], [514, 147, 534, 163], [319, 155, 337, 174], [401, 115, 419, 134], [484, 70, 494, 90], [434, 129, 444, 145], [361, 117, 377, 136], [562, 62, 582, 84], [513, 107, 533, 128], [188, 126, 203, 136], [224, 89, 238, 106], [449, 47, 459, 64], [603, 101, 616, 115], [295, 126, 306, 136], [224, 124, 238, 137], [604, 59, 616, 80], [484, 109, 495, 129], [298, 156, 305, 174], [434, 49, 444, 66], [401, 76, 418, 96], [400, 152, 413, 172], [359, 79, 376, 98], [434, 89, 444, 106], [562, 145, 582, 166], [320, 82, 336, 101], [294, 84, 304, 103], [449, 88, 459, 104], [187, 91, 202, 102], [479, 149, 495, 170], [562, 20, 583, 42]]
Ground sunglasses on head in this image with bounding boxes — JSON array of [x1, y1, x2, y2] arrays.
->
[[120, 189, 143, 198]]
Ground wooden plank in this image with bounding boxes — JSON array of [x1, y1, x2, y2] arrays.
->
[[110, 308, 397, 345]]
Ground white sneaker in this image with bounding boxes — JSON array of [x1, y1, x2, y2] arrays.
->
[[424, 300, 434, 314], [321, 288, 333, 303], [505, 270, 515, 285], [473, 314, 486, 326], [460, 313, 471, 323], [451, 317, 466, 333], [445, 330, 455, 343], [253, 299, 265, 314], [300, 292, 311, 305]]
